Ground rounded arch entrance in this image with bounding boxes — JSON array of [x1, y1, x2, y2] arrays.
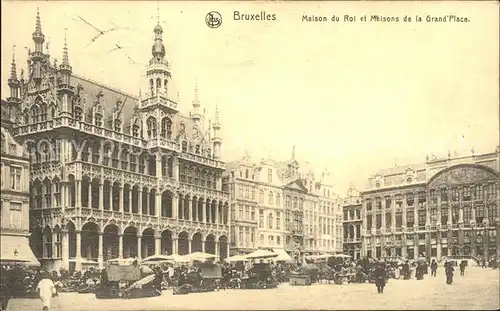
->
[[218, 235, 228, 260], [141, 228, 155, 258], [192, 232, 203, 253], [178, 231, 189, 255], [81, 222, 99, 261], [123, 226, 138, 258], [205, 234, 215, 255], [161, 230, 173, 255], [66, 221, 77, 259], [103, 224, 119, 261]]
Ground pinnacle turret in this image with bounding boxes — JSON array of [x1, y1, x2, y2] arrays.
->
[[9, 45, 18, 82], [213, 104, 221, 129], [32, 8, 45, 45]]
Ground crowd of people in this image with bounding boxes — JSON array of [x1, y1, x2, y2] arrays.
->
[[1, 255, 498, 309]]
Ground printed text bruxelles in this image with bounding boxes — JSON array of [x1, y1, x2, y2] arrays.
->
[[234, 11, 277, 21]]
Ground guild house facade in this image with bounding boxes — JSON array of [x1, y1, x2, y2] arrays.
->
[[223, 148, 342, 261], [6, 10, 230, 271], [361, 149, 500, 263], [342, 186, 362, 259], [0, 100, 38, 265]]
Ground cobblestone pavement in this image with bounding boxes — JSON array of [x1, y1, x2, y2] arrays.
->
[[7, 267, 499, 310]]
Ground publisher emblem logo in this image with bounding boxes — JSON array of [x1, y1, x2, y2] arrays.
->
[[206, 11, 222, 28]]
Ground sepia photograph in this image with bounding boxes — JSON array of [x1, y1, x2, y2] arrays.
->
[[0, 0, 499, 310]]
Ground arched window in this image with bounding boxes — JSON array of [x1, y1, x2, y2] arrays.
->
[[268, 191, 273, 205], [24, 113, 29, 125], [40, 142, 49, 162], [259, 234, 264, 245], [73, 106, 83, 121], [132, 119, 140, 137], [146, 117, 157, 139], [31, 105, 39, 123], [276, 193, 281, 205], [40, 104, 47, 121], [277, 236, 281, 245], [114, 118, 122, 132], [51, 106, 56, 118], [94, 105, 103, 127], [268, 213, 273, 229], [149, 79, 154, 96], [156, 78, 161, 94], [259, 190, 264, 204], [161, 117, 172, 139]]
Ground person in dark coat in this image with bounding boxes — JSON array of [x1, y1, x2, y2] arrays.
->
[[430, 259, 438, 277], [374, 263, 386, 294], [1, 266, 12, 311], [445, 261, 454, 285], [402, 261, 410, 280], [459, 261, 466, 276]]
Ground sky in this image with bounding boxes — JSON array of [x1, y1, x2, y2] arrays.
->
[[1, 1, 499, 195]]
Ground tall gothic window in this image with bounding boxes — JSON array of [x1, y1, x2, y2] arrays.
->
[[268, 213, 274, 229], [114, 118, 122, 132], [40, 104, 47, 121], [146, 117, 157, 139], [94, 105, 103, 127], [161, 117, 172, 139], [31, 105, 39, 123], [74, 106, 83, 121]]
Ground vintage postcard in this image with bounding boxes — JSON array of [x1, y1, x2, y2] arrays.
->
[[0, 0, 499, 310]]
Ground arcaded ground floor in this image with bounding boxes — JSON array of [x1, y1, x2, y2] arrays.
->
[[7, 267, 499, 310]]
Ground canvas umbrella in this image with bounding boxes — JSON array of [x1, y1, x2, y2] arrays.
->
[[188, 252, 217, 261], [225, 255, 248, 262], [245, 249, 278, 259]]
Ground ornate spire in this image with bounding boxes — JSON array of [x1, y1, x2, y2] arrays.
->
[[151, 17, 165, 58], [32, 7, 45, 44], [62, 29, 69, 65], [9, 44, 17, 81], [213, 104, 220, 128], [192, 82, 200, 108]]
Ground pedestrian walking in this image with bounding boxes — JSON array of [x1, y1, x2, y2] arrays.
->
[[35, 272, 58, 311], [459, 261, 466, 276], [430, 259, 438, 277], [445, 261, 454, 285], [374, 263, 386, 294]]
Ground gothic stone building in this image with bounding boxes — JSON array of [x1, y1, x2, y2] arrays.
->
[[361, 150, 500, 262], [6, 11, 230, 271]]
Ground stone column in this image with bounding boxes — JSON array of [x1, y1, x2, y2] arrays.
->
[[137, 235, 142, 259], [109, 184, 113, 210], [155, 193, 161, 217], [391, 196, 396, 232], [471, 206, 476, 224], [172, 238, 178, 255], [155, 235, 161, 255], [75, 230, 82, 271], [99, 183, 104, 210], [202, 239, 206, 252], [215, 203, 220, 224], [76, 180, 81, 207], [62, 229, 69, 270], [138, 189, 143, 214], [118, 234, 123, 258], [179, 195, 184, 219], [173, 158, 179, 181], [209, 202, 213, 223], [98, 233, 103, 267], [188, 239, 192, 253], [381, 198, 386, 232], [155, 155, 162, 178], [146, 190, 150, 215], [187, 197, 192, 221], [172, 193, 178, 219], [87, 183, 92, 208], [128, 189, 132, 213], [215, 241, 220, 259], [202, 200, 207, 223], [425, 191, 431, 226], [192, 198, 198, 222], [119, 185, 124, 213]]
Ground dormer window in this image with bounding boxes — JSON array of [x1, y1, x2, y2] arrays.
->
[[181, 141, 187, 152], [95, 113, 102, 127], [74, 106, 83, 121], [207, 148, 212, 158], [132, 119, 140, 137], [195, 144, 200, 154], [114, 119, 122, 132]]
